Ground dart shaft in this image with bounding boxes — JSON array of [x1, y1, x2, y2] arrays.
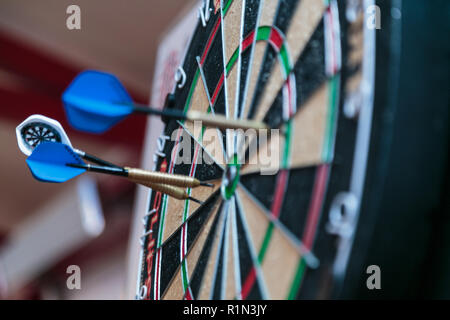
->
[[186, 110, 269, 130], [67, 163, 127, 176], [75, 149, 122, 169], [132, 105, 187, 121], [131, 103, 268, 130]]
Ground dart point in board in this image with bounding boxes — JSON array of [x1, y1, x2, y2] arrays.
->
[[62, 70, 269, 133]]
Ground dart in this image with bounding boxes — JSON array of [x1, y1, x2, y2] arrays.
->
[[16, 115, 212, 201], [62, 70, 269, 133], [25, 141, 207, 203], [16, 114, 213, 188], [66, 162, 212, 189]]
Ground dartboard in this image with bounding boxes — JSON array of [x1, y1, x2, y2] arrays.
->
[[136, 0, 376, 300]]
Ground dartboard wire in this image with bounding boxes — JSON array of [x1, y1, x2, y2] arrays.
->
[[208, 199, 230, 299], [229, 196, 242, 299], [236, 184, 319, 267], [220, 198, 231, 299], [154, 242, 162, 299], [234, 191, 269, 299]]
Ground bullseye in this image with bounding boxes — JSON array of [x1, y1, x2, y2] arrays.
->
[[221, 154, 240, 200]]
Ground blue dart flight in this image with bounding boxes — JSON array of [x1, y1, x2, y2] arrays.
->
[[26, 141, 86, 183], [62, 70, 268, 133], [62, 70, 135, 133]]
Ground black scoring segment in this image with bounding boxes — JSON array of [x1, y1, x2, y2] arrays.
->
[[202, 21, 225, 103], [186, 191, 221, 252], [240, 173, 277, 212], [279, 167, 317, 240]]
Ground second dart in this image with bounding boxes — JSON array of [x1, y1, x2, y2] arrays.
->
[[16, 115, 212, 203]]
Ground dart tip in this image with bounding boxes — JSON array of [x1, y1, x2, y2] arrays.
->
[[200, 182, 215, 188], [189, 197, 204, 205]]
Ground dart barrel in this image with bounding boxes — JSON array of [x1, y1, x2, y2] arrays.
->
[[126, 167, 201, 188]]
